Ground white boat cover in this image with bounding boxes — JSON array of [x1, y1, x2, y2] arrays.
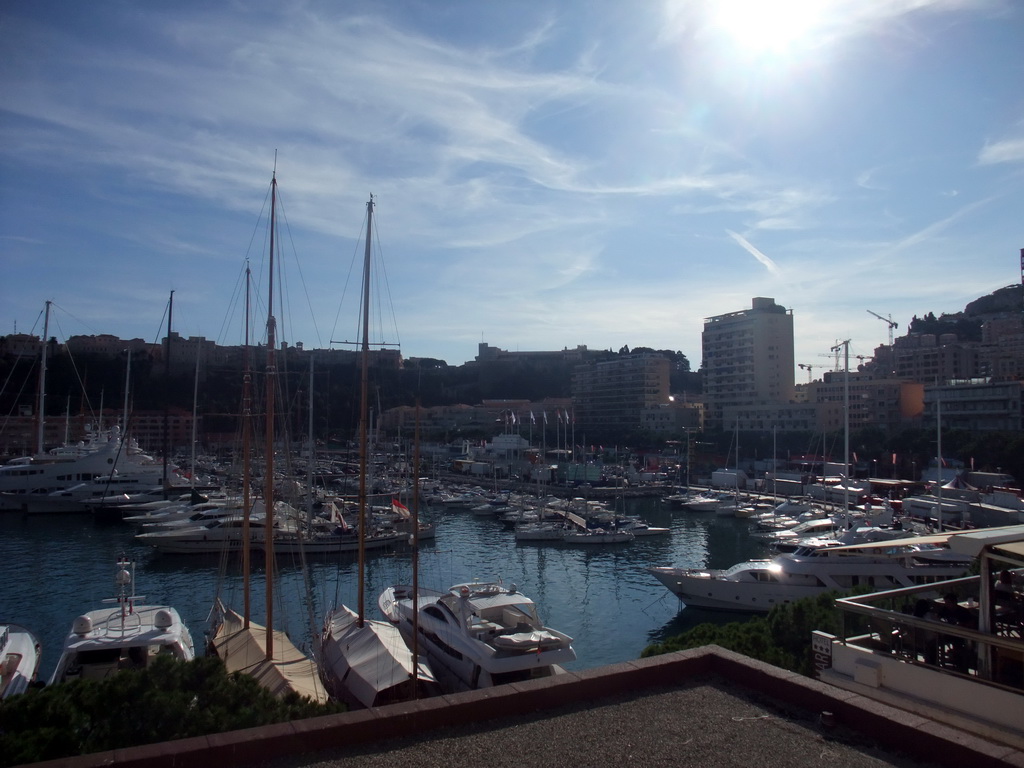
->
[[212, 602, 328, 703], [321, 604, 436, 709]]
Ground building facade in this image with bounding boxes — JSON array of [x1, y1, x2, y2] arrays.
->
[[923, 378, 1024, 432], [572, 354, 670, 436], [701, 297, 795, 432]]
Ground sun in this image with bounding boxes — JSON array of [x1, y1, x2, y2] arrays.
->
[[709, 0, 827, 57]]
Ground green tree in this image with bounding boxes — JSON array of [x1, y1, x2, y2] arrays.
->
[[641, 591, 852, 677], [0, 656, 343, 766]]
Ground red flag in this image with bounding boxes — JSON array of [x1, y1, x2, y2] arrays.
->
[[392, 498, 410, 518]]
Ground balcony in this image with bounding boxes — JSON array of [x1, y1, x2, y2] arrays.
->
[[814, 529, 1024, 748]]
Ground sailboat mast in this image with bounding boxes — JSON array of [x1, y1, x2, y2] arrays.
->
[[122, 350, 131, 436], [242, 264, 253, 627], [264, 173, 279, 658], [36, 300, 51, 454], [163, 291, 173, 495], [307, 356, 314, 531], [412, 399, 422, 685], [936, 394, 943, 533], [190, 349, 200, 490], [357, 196, 373, 626]]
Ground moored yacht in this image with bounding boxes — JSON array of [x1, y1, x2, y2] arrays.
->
[[649, 536, 973, 613], [49, 557, 194, 684], [379, 580, 575, 693]]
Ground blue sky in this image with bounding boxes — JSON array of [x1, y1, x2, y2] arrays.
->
[[2, 0, 1022, 373]]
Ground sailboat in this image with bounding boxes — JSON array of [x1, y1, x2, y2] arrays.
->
[[318, 196, 439, 709], [209, 171, 328, 704]]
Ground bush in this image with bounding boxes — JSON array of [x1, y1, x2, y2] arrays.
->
[[641, 590, 847, 676], [0, 655, 344, 765]]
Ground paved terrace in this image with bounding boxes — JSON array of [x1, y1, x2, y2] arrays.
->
[[25, 647, 1024, 768]]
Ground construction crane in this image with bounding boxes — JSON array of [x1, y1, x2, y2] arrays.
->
[[867, 310, 898, 347], [797, 363, 815, 382]]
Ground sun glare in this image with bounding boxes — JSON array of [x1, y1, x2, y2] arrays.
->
[[710, 0, 827, 56]]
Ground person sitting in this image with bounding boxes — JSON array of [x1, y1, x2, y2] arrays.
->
[[911, 599, 939, 665], [938, 593, 975, 628], [937, 593, 974, 672], [993, 569, 1023, 634], [994, 570, 1016, 603]]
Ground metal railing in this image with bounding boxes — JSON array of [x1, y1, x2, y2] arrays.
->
[[833, 575, 1024, 693]]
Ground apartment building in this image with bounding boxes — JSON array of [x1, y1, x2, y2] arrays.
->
[[572, 353, 671, 436], [701, 297, 795, 432]]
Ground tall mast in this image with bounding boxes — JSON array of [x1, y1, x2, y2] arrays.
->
[[163, 291, 174, 495], [242, 263, 253, 627], [190, 349, 200, 490], [412, 399, 422, 686], [307, 355, 315, 532], [936, 393, 943, 533], [122, 350, 132, 436], [357, 196, 373, 626], [35, 300, 51, 454], [264, 172, 278, 657]]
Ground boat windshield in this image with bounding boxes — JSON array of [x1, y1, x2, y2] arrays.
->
[[721, 561, 760, 577]]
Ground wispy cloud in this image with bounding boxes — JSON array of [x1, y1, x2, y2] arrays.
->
[[978, 137, 1024, 165], [726, 230, 783, 276]]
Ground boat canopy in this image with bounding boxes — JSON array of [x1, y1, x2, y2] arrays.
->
[[212, 602, 328, 703]]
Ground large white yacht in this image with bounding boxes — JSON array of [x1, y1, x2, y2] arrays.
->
[[49, 557, 194, 684], [0, 427, 175, 513], [379, 580, 576, 693], [648, 537, 974, 613]]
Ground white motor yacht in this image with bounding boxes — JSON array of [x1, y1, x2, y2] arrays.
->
[[648, 537, 973, 613], [379, 581, 575, 693], [49, 557, 194, 684]]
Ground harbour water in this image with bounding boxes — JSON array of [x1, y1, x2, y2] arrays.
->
[[0, 497, 771, 685]]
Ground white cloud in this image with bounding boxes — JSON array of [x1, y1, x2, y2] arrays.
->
[[978, 137, 1024, 165]]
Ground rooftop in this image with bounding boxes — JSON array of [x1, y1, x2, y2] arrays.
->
[[26, 646, 1024, 768]]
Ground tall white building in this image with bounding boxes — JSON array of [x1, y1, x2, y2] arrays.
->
[[702, 297, 795, 432]]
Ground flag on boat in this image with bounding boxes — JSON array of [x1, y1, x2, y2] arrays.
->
[[392, 498, 410, 518], [327, 502, 348, 528], [543, 411, 548, 425]]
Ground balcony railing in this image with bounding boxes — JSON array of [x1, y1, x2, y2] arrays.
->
[[832, 575, 1024, 694]]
